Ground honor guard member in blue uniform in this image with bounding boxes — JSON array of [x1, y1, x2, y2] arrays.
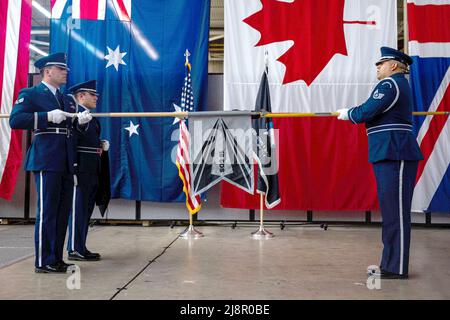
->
[[67, 80, 109, 261], [336, 47, 423, 279], [9, 53, 92, 273]]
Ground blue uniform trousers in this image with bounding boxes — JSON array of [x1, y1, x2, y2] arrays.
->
[[67, 172, 98, 254], [34, 171, 73, 267], [373, 160, 418, 276]]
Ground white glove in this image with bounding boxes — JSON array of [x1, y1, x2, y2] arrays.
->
[[47, 109, 70, 124], [336, 108, 350, 120], [77, 110, 92, 125], [101, 140, 110, 152]]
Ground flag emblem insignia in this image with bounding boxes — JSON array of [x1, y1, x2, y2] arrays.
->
[[373, 90, 385, 100], [190, 116, 254, 196]]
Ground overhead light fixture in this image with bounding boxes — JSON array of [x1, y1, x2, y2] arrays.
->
[[32, 1, 51, 19], [30, 39, 50, 47], [31, 30, 50, 35], [29, 44, 48, 57]]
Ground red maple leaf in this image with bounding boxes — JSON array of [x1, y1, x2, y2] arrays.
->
[[244, 0, 349, 86]]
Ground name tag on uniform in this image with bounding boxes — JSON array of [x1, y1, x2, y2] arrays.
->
[[373, 89, 384, 100]]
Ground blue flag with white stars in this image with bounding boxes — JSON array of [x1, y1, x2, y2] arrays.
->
[[50, 0, 210, 201]]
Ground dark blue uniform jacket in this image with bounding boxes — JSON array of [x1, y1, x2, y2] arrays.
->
[[9, 83, 77, 173], [348, 73, 423, 163]]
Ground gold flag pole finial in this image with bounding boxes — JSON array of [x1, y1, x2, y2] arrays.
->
[[184, 49, 191, 70]]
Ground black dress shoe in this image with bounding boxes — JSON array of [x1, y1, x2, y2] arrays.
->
[[56, 260, 75, 271], [35, 264, 67, 274], [68, 251, 100, 261], [373, 269, 409, 280], [85, 250, 101, 259]]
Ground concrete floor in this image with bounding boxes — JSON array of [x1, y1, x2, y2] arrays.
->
[[0, 224, 449, 300]]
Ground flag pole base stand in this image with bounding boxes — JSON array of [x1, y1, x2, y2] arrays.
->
[[251, 226, 274, 239], [180, 224, 204, 239]]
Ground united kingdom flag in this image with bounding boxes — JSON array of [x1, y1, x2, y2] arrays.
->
[[51, 0, 131, 21], [408, 0, 450, 212]]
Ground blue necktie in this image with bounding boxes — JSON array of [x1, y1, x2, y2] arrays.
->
[[56, 89, 64, 109]]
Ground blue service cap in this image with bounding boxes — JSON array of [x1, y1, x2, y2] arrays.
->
[[68, 80, 99, 96], [34, 52, 69, 70], [375, 47, 413, 66]]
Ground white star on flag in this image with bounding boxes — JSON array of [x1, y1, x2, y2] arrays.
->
[[125, 121, 140, 137], [104, 45, 127, 71]]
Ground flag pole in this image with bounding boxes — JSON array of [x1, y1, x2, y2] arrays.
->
[[1, 111, 448, 119], [403, 0, 409, 54], [179, 212, 203, 239], [251, 51, 275, 239], [179, 48, 203, 239], [251, 192, 274, 239]]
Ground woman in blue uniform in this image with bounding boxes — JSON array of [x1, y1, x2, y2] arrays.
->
[[336, 47, 423, 279]]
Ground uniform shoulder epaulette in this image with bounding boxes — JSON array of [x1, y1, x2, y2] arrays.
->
[[378, 77, 397, 89], [18, 86, 33, 95], [14, 87, 34, 104]]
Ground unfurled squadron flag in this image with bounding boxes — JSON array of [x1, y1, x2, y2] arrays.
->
[[189, 114, 254, 196], [50, 0, 210, 201]]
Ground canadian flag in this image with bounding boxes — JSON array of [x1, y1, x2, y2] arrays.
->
[[0, 0, 31, 200], [221, 0, 397, 210]]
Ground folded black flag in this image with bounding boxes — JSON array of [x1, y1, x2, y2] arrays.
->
[[95, 150, 111, 217], [253, 69, 281, 208]]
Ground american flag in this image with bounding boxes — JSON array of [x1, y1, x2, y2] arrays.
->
[[0, 0, 31, 200], [408, 0, 450, 212], [175, 53, 201, 214]]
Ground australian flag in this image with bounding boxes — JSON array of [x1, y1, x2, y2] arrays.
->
[[408, 0, 450, 213], [50, 0, 210, 201]]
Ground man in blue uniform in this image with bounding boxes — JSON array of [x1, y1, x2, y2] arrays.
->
[[336, 47, 423, 279], [9, 53, 92, 273], [67, 80, 108, 261]]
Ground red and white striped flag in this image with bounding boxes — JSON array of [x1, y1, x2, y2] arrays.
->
[[0, 0, 32, 200], [175, 60, 201, 214]]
